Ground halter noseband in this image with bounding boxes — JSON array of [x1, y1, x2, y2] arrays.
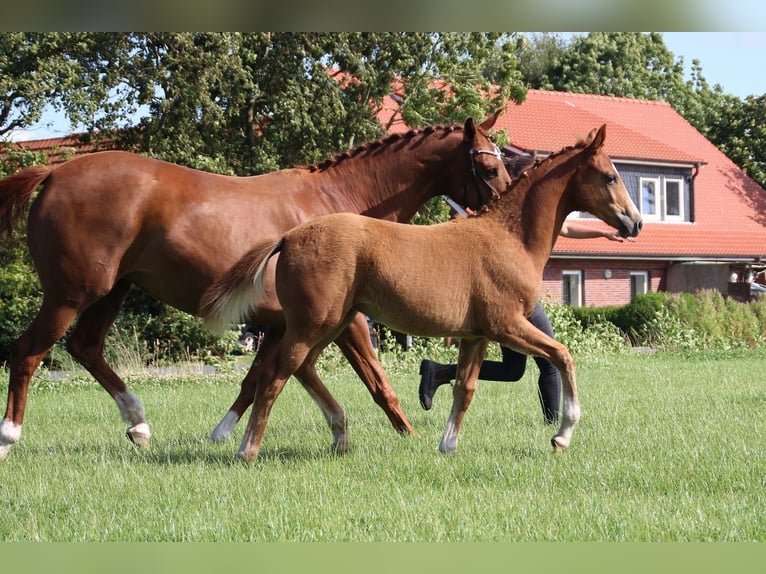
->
[[464, 143, 503, 207]]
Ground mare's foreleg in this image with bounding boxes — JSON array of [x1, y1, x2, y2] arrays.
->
[[1, 300, 79, 459], [335, 313, 416, 436], [439, 338, 489, 453], [65, 281, 151, 446]]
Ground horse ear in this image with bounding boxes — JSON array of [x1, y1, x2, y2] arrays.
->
[[478, 108, 502, 131], [463, 117, 476, 142], [585, 124, 607, 153], [591, 124, 607, 150]]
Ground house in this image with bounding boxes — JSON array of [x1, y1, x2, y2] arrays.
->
[[9, 89, 766, 308], [492, 90, 766, 307]]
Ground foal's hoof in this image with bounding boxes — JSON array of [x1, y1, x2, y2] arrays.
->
[[550, 436, 568, 453], [235, 449, 258, 463], [126, 423, 152, 447]]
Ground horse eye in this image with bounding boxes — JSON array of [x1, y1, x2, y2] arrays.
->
[[485, 168, 498, 179], [606, 174, 617, 185]]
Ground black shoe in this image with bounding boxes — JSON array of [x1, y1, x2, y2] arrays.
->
[[418, 359, 441, 411]]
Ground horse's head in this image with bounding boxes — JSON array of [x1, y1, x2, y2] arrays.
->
[[572, 124, 643, 239], [456, 111, 513, 211]]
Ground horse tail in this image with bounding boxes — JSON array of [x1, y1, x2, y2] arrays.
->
[[0, 165, 53, 237], [200, 238, 284, 335]]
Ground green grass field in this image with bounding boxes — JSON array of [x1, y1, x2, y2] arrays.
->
[[0, 349, 764, 541]]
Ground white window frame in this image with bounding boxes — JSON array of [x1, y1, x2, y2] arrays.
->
[[630, 271, 649, 299], [663, 178, 685, 221], [639, 177, 660, 221], [562, 270, 583, 307]]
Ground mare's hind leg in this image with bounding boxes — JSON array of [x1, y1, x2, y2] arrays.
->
[[65, 280, 151, 446], [334, 313, 416, 436], [439, 338, 488, 453], [1, 299, 79, 459], [210, 312, 415, 441], [210, 326, 283, 442]]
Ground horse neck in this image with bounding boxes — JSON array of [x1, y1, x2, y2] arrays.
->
[[311, 129, 465, 223], [488, 150, 579, 269]]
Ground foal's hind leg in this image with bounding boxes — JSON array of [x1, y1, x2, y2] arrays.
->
[[210, 327, 283, 442], [65, 281, 151, 446], [236, 318, 353, 462], [439, 338, 488, 454], [335, 313, 416, 436], [236, 333, 316, 462], [210, 313, 415, 441], [1, 299, 79, 459], [294, 346, 349, 454]]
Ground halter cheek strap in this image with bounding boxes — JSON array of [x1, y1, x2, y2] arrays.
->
[[465, 144, 503, 206]]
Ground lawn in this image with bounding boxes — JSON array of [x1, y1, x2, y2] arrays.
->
[[0, 349, 764, 542]]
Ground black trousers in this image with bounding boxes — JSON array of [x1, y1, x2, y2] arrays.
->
[[441, 301, 561, 422]]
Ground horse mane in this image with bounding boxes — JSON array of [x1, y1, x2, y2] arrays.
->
[[303, 124, 464, 173]]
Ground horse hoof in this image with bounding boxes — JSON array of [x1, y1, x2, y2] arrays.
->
[[210, 428, 231, 442], [235, 449, 257, 463], [550, 436, 567, 453], [126, 423, 152, 447], [332, 436, 349, 454], [0, 442, 14, 460]]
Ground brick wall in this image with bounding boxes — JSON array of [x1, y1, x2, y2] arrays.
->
[[541, 259, 666, 307]]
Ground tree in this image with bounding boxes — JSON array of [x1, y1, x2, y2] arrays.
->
[[0, 33, 529, 364], [538, 32, 688, 101], [0, 33, 139, 138], [705, 93, 766, 188]]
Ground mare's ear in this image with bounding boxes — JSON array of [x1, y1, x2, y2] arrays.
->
[[587, 124, 607, 152], [463, 117, 476, 142], [479, 108, 502, 131]]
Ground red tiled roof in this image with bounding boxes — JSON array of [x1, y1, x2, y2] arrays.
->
[[10, 90, 766, 262], [7, 134, 98, 164], [496, 90, 766, 261]]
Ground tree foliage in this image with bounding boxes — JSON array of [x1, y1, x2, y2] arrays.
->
[[0, 32, 528, 364], [1, 32, 764, 364]]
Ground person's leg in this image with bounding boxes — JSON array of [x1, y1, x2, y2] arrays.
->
[[527, 303, 562, 424], [419, 302, 561, 422], [419, 342, 528, 410]]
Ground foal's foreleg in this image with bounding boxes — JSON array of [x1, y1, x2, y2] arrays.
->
[[439, 338, 488, 454], [335, 313, 416, 436], [500, 322, 581, 453], [65, 281, 151, 446]]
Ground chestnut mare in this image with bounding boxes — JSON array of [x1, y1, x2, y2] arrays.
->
[[202, 124, 643, 462], [0, 113, 512, 459]]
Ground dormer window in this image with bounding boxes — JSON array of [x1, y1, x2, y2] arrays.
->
[[639, 175, 688, 222]]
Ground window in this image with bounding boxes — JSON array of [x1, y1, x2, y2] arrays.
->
[[639, 176, 686, 221], [563, 270, 582, 306], [631, 272, 648, 299], [640, 177, 659, 219], [664, 178, 684, 220]]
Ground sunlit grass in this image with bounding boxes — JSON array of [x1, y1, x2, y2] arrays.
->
[[0, 350, 764, 541]]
